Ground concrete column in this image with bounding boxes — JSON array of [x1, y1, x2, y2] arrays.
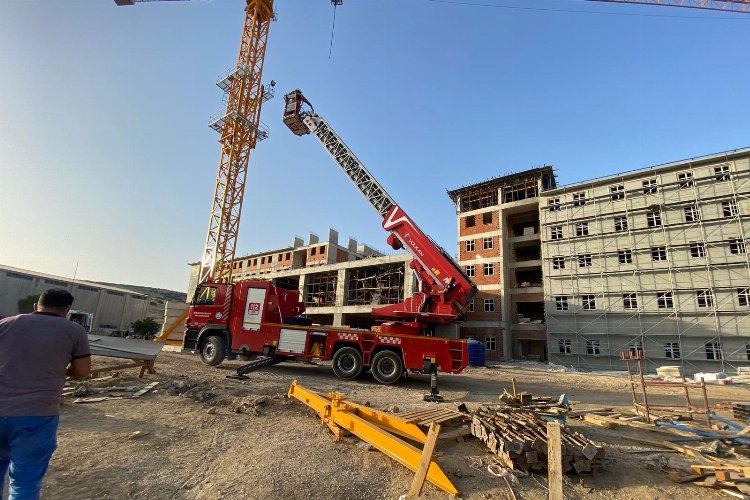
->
[[403, 262, 415, 299], [335, 268, 348, 307], [333, 312, 344, 327], [298, 273, 309, 303], [500, 207, 513, 361]]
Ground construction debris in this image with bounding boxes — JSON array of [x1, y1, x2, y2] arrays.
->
[[72, 381, 159, 404], [732, 402, 750, 422], [471, 406, 605, 474]]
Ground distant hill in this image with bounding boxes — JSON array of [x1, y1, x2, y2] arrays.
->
[[95, 282, 187, 303]]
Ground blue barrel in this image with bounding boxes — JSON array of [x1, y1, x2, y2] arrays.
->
[[467, 339, 486, 367]]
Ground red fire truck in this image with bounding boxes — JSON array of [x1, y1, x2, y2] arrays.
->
[[183, 90, 477, 385]]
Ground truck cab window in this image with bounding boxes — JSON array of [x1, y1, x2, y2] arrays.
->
[[194, 286, 217, 305]]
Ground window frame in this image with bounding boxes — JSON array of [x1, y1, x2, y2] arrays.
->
[[714, 165, 730, 182], [555, 295, 569, 311], [465, 239, 475, 252], [651, 246, 667, 261], [643, 178, 657, 195], [678, 171, 694, 189], [696, 289, 714, 308], [482, 237, 494, 250], [665, 342, 681, 359], [465, 265, 475, 277], [483, 263, 495, 276], [657, 291, 674, 309], [586, 339, 601, 355], [577, 254, 592, 267], [690, 242, 706, 258], [572, 192, 586, 207], [705, 342, 722, 360], [618, 249, 633, 264], [485, 336, 497, 351], [722, 199, 739, 218], [484, 298, 495, 312], [550, 226, 563, 240], [558, 339, 572, 354], [581, 294, 597, 310], [614, 216, 628, 232], [610, 184, 624, 201], [623, 292, 638, 310], [730, 238, 747, 255], [575, 222, 589, 237], [684, 205, 700, 223], [548, 198, 561, 212], [552, 256, 565, 270], [738, 288, 750, 307], [647, 211, 662, 228]]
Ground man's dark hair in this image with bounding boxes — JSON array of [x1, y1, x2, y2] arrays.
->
[[38, 289, 75, 309]]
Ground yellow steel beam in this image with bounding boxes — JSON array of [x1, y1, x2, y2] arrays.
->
[[153, 310, 189, 343], [341, 400, 428, 444], [287, 381, 459, 497]]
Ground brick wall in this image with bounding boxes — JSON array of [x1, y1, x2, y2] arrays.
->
[[460, 326, 503, 361], [459, 210, 499, 237]]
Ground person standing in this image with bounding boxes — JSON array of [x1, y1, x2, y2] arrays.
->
[[0, 289, 91, 499]]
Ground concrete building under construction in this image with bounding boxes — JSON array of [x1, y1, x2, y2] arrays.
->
[[447, 147, 750, 374], [541, 148, 750, 375], [448, 167, 557, 361], [188, 229, 417, 331]]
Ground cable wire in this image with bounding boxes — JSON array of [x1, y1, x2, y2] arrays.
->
[[421, 0, 748, 21]]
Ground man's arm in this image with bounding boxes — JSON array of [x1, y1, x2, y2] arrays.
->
[[67, 355, 91, 379]]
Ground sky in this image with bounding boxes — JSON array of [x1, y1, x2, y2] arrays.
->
[[0, 0, 748, 292]]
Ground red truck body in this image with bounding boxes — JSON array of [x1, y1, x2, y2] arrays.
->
[[183, 280, 468, 383]]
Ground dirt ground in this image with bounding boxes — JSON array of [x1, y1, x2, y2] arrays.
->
[[31, 352, 750, 499]]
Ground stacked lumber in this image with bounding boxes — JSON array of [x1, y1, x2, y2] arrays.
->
[[471, 407, 605, 473], [732, 402, 750, 421], [669, 460, 750, 496]]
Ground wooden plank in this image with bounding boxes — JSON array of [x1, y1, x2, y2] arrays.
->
[[547, 421, 563, 500], [408, 422, 442, 498]]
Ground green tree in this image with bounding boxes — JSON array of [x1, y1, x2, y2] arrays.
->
[[131, 317, 160, 339], [17, 294, 38, 314]]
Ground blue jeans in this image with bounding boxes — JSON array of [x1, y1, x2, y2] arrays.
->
[[0, 416, 59, 500]]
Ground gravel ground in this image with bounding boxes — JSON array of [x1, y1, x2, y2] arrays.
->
[[27, 352, 750, 500]]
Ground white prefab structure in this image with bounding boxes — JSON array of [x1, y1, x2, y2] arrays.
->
[[0, 264, 149, 334]]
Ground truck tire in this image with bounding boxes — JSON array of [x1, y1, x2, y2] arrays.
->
[[371, 350, 404, 384], [199, 335, 226, 366], [331, 347, 363, 379]]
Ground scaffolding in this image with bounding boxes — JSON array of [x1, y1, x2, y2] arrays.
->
[[304, 272, 337, 307], [543, 152, 750, 375], [346, 264, 404, 306]]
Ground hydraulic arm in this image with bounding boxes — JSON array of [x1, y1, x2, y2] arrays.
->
[[283, 90, 477, 334]]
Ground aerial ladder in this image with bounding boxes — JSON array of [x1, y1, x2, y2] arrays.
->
[[283, 90, 478, 337]]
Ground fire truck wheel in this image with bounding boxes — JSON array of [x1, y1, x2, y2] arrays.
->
[[199, 335, 226, 366], [371, 350, 404, 385], [331, 347, 363, 379]]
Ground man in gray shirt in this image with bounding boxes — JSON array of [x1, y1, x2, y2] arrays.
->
[[0, 289, 91, 499]]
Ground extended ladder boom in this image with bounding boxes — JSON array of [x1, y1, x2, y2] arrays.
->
[[283, 90, 477, 331]]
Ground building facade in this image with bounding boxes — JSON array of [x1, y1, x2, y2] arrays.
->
[[0, 264, 150, 334], [541, 148, 750, 374], [448, 167, 557, 361]]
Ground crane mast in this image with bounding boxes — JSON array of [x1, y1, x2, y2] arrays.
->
[[200, 0, 275, 284]]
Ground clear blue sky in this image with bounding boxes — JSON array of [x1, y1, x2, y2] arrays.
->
[[1, 0, 747, 292]]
